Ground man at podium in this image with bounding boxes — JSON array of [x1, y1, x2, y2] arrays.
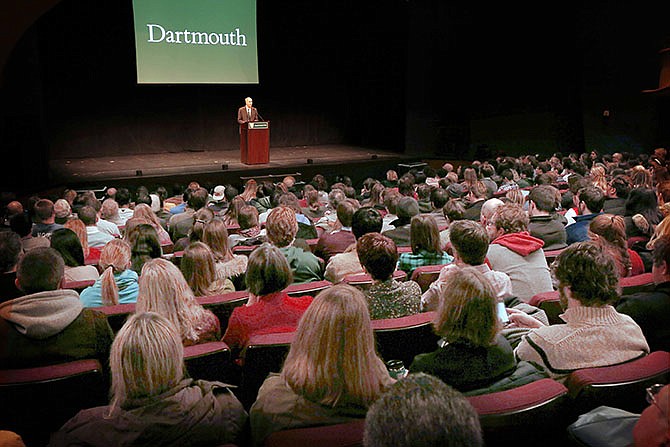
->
[[237, 97, 259, 124]]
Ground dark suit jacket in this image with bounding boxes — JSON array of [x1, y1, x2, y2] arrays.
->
[[237, 106, 259, 124]]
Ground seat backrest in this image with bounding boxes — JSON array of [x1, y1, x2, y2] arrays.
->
[[239, 332, 295, 410], [61, 279, 96, 293], [409, 264, 444, 292], [371, 312, 439, 367], [263, 419, 365, 447], [232, 244, 258, 256], [467, 378, 571, 445], [305, 238, 319, 252], [620, 272, 655, 294], [565, 350, 670, 415], [0, 359, 108, 447], [284, 280, 332, 297], [342, 271, 407, 290], [543, 248, 564, 265], [183, 341, 235, 384], [197, 291, 250, 330], [96, 302, 136, 333], [528, 291, 563, 325]]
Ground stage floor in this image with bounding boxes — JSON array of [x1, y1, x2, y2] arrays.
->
[[48, 144, 423, 190]]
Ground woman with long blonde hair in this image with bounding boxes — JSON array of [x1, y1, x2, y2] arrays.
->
[[52, 312, 246, 445], [64, 218, 91, 259], [590, 165, 609, 193], [202, 218, 248, 284], [132, 203, 172, 245], [79, 239, 139, 307], [180, 242, 234, 296], [136, 258, 220, 346], [249, 283, 393, 445]]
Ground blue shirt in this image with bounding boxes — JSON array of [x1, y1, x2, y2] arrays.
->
[[566, 212, 602, 245], [79, 269, 139, 308]]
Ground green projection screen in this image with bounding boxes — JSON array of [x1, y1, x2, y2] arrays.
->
[[132, 0, 258, 84]]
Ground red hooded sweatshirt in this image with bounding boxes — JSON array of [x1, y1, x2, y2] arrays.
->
[[491, 231, 545, 257]]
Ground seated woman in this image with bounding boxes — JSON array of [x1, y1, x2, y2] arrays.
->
[[136, 258, 220, 346], [173, 207, 216, 253], [397, 214, 454, 277], [227, 205, 266, 248], [50, 312, 247, 446], [589, 214, 644, 277], [222, 243, 313, 353], [64, 218, 101, 265], [222, 196, 246, 228], [249, 283, 393, 445], [79, 239, 139, 308], [50, 228, 100, 282], [180, 242, 234, 296], [131, 203, 172, 246], [203, 218, 248, 288], [410, 266, 517, 393], [124, 222, 162, 275], [357, 232, 421, 319]]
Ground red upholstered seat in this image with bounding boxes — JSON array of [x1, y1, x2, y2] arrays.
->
[[467, 379, 571, 446], [263, 419, 365, 447], [565, 350, 670, 414], [183, 341, 235, 384], [0, 359, 107, 447], [305, 238, 319, 252], [409, 264, 444, 292], [542, 248, 564, 265], [61, 279, 96, 292], [371, 311, 439, 367], [198, 291, 250, 330], [96, 302, 136, 333], [397, 245, 412, 253], [527, 291, 563, 325], [342, 270, 407, 289], [620, 272, 655, 294], [284, 280, 332, 297]]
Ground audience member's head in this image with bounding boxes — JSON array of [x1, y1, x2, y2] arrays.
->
[[479, 198, 504, 228], [245, 243, 292, 296], [265, 206, 298, 248], [9, 213, 32, 238], [50, 228, 86, 268], [180, 241, 220, 297], [108, 312, 184, 415], [101, 199, 120, 222], [364, 372, 483, 447], [357, 232, 398, 282], [443, 199, 466, 223], [202, 218, 233, 261], [528, 184, 560, 215], [352, 207, 383, 239], [99, 239, 132, 306], [577, 186, 605, 215], [434, 266, 499, 347], [187, 187, 210, 211], [125, 223, 161, 274], [237, 205, 259, 230], [78, 206, 98, 226], [115, 188, 131, 207], [281, 283, 392, 407], [552, 241, 619, 308], [449, 220, 489, 266], [651, 235, 670, 284], [0, 231, 22, 273], [64, 219, 90, 257], [490, 203, 529, 237], [588, 214, 630, 276], [431, 188, 449, 210], [189, 207, 215, 242], [395, 197, 420, 222], [410, 214, 442, 254], [336, 198, 360, 228], [53, 199, 72, 224], [33, 199, 55, 224], [16, 247, 64, 294]]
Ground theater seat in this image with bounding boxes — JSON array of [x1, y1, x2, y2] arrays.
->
[[96, 302, 136, 333], [239, 332, 295, 410], [284, 280, 332, 297], [197, 290, 250, 331], [619, 272, 655, 294], [467, 378, 571, 447], [61, 279, 96, 293], [342, 270, 407, 290], [371, 312, 439, 367], [409, 264, 444, 292], [527, 291, 562, 325], [543, 248, 564, 265], [263, 419, 365, 447], [183, 341, 235, 384], [565, 350, 670, 415], [0, 359, 107, 447]]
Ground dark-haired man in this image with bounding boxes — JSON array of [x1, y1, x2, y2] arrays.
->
[[31, 199, 63, 239], [527, 185, 567, 251], [512, 242, 649, 381], [565, 186, 605, 245], [79, 205, 114, 248]]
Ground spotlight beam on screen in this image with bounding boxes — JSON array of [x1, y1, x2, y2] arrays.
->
[[132, 0, 259, 84]]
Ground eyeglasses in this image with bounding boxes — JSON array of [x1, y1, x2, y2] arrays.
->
[[646, 383, 667, 416]]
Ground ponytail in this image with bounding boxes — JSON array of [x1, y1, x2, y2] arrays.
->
[[100, 265, 119, 306]]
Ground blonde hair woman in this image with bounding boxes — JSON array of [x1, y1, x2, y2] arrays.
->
[[590, 165, 609, 193], [52, 312, 247, 445], [100, 198, 122, 226], [137, 258, 220, 346], [180, 242, 234, 297], [64, 218, 91, 259], [249, 283, 393, 445], [410, 266, 517, 392], [202, 218, 248, 283], [647, 214, 670, 250], [132, 203, 172, 245], [79, 239, 139, 308]]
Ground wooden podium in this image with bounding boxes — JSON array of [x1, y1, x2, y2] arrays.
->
[[240, 121, 270, 164]]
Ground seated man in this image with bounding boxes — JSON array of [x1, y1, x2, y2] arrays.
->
[[527, 184, 567, 251], [566, 185, 605, 245], [512, 242, 649, 382], [0, 247, 114, 371], [382, 196, 420, 247], [617, 234, 670, 352], [364, 373, 483, 447], [78, 205, 114, 248], [313, 198, 360, 263], [486, 203, 553, 303], [265, 206, 323, 284], [31, 199, 64, 239]]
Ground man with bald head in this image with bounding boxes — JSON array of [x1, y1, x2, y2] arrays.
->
[[237, 97, 259, 124], [479, 198, 504, 240]]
